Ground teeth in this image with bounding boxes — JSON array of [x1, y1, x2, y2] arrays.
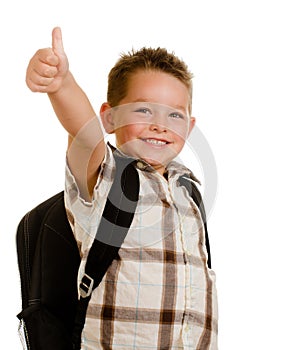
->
[[145, 139, 167, 145]]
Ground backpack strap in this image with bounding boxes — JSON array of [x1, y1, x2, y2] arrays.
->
[[178, 174, 211, 269], [72, 152, 140, 349]]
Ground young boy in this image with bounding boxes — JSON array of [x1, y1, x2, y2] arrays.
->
[[26, 27, 218, 349]]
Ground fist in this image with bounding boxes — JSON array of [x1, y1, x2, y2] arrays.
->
[[26, 27, 69, 93]]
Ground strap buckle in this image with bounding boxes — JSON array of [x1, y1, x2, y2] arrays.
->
[[79, 273, 94, 298]]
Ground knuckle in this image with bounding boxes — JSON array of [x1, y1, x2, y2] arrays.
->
[[44, 67, 57, 78], [26, 81, 39, 93], [37, 47, 51, 55], [38, 76, 51, 85]]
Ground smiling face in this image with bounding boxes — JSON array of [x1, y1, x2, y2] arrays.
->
[[101, 70, 195, 175]]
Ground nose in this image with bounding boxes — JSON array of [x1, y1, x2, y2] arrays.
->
[[149, 114, 168, 133]]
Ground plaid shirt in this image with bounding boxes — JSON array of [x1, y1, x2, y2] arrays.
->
[[65, 145, 218, 349]]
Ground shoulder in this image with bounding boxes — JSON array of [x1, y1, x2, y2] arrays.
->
[[65, 143, 116, 205], [166, 160, 200, 185]]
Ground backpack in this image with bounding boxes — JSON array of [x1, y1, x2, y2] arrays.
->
[[16, 155, 211, 350]]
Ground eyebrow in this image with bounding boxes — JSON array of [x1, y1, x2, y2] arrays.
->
[[132, 98, 187, 114]]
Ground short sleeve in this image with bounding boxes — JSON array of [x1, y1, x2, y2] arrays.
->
[[64, 144, 115, 253]]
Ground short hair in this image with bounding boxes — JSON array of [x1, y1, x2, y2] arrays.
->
[[107, 47, 193, 115]]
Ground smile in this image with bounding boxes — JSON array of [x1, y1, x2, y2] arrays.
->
[[142, 138, 168, 146]]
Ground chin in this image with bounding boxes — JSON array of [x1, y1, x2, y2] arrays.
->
[[142, 157, 168, 169]]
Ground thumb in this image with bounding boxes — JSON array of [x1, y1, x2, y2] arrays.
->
[[52, 27, 65, 55]]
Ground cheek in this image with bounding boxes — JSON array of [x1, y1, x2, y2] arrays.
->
[[171, 124, 190, 144], [115, 124, 144, 144]]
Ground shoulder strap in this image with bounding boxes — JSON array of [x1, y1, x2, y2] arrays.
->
[[178, 175, 211, 269], [72, 152, 140, 348]]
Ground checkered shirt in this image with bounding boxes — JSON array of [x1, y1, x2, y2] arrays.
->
[[65, 145, 218, 349]]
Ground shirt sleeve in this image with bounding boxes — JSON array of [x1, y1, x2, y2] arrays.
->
[[64, 144, 115, 253]]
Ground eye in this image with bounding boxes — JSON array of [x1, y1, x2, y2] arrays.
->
[[135, 107, 152, 116], [169, 112, 185, 119]]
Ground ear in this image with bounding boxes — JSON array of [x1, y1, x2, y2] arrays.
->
[[100, 102, 115, 134], [187, 116, 196, 137]]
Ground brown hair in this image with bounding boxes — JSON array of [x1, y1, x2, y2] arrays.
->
[[107, 47, 193, 114]]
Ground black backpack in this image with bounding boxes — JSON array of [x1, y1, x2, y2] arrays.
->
[[16, 155, 211, 350]]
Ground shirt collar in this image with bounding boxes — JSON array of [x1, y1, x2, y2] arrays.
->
[[108, 142, 200, 183]]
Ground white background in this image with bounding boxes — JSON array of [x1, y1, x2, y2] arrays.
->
[[1, 0, 284, 348]]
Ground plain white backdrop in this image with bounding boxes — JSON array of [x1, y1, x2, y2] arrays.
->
[[1, 0, 284, 348]]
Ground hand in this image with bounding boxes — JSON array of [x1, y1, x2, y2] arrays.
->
[[26, 27, 69, 93]]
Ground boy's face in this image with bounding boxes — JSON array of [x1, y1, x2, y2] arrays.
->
[[101, 70, 195, 175]]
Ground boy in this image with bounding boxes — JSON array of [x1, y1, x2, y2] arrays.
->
[[26, 27, 218, 349]]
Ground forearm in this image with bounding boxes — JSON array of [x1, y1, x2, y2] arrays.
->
[[48, 71, 97, 138], [48, 71, 106, 199]]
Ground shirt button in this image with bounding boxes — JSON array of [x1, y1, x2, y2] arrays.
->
[[136, 161, 146, 170], [185, 324, 190, 333]]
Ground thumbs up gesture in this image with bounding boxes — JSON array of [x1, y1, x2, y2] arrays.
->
[[26, 27, 69, 93]]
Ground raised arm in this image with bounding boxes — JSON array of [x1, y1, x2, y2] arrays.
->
[[26, 27, 105, 200]]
